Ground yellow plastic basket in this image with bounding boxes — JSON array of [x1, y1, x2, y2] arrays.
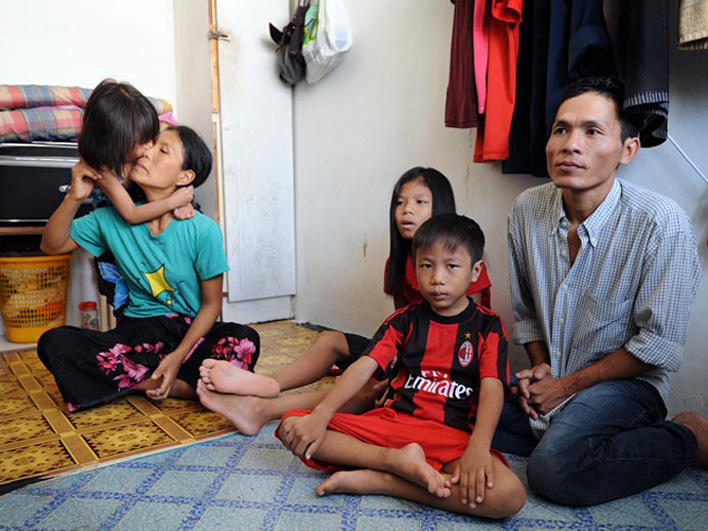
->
[[0, 254, 71, 343]]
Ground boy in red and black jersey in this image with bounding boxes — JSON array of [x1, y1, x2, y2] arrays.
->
[[368, 295, 508, 434], [277, 214, 526, 519]]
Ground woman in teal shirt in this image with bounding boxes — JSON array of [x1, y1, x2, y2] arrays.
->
[[38, 126, 259, 411]]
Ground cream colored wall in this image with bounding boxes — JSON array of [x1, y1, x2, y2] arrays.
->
[[173, 0, 216, 218], [293, 0, 535, 347], [293, 1, 708, 416], [1, 0, 184, 331], [2, 0, 177, 105], [3, 1, 215, 217]]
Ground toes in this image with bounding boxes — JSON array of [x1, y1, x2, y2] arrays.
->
[[197, 379, 212, 397], [434, 484, 451, 498]]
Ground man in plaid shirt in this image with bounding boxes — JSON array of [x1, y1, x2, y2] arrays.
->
[[494, 76, 708, 506]]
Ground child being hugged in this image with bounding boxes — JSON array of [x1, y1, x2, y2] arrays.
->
[[197, 168, 493, 431], [75, 79, 195, 314], [276, 214, 526, 518], [77, 78, 194, 222]]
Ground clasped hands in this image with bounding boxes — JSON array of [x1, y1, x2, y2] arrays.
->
[[514, 363, 572, 419]]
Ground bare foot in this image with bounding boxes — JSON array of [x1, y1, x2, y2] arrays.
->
[[316, 469, 392, 496], [196, 379, 268, 435], [388, 443, 451, 498], [199, 359, 280, 397], [673, 411, 708, 468]]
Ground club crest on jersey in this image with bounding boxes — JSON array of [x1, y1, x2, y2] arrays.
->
[[458, 340, 474, 367]]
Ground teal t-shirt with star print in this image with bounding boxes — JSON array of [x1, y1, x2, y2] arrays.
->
[[71, 206, 229, 318]]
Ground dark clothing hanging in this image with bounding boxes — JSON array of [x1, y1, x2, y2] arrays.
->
[[545, 0, 572, 141], [603, 0, 669, 147], [546, 0, 613, 140], [467, 0, 669, 173], [528, 0, 552, 176], [445, 0, 479, 128], [505, 0, 614, 176], [502, 0, 542, 175], [567, 0, 615, 79]]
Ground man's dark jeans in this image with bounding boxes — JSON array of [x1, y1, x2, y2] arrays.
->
[[492, 379, 698, 505]]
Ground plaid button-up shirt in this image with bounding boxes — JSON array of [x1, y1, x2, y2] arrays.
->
[[508, 179, 700, 406]]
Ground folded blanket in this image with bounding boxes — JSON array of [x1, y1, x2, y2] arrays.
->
[[0, 106, 83, 142], [0, 84, 175, 142], [0, 84, 172, 115], [1, 108, 177, 143], [0, 85, 91, 111]]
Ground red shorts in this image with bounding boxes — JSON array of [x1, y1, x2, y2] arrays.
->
[[276, 407, 508, 472]]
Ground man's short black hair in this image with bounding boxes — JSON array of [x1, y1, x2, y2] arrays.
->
[[559, 76, 642, 142], [167, 125, 212, 188], [412, 214, 485, 265]]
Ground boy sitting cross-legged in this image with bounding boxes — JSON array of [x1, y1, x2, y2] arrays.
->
[[277, 214, 526, 518]]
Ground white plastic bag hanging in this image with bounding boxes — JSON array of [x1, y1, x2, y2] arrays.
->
[[302, 0, 353, 83]]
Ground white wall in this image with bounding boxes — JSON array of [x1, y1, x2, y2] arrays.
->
[[2, 0, 177, 106], [1, 0, 180, 329], [294, 0, 529, 335], [293, 1, 708, 416], [2, 1, 216, 219], [173, 0, 217, 218], [293, 0, 535, 339]]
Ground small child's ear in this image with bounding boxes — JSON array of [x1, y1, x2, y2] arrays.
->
[[470, 259, 484, 282], [177, 169, 196, 186]]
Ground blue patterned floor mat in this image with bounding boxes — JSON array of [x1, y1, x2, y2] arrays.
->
[[1, 422, 707, 530]]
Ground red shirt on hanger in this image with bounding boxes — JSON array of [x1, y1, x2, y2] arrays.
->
[[474, 0, 523, 163]]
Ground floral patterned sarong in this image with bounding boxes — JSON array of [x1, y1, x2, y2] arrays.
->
[[37, 314, 259, 411]]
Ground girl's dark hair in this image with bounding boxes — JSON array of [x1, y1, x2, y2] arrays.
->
[[166, 125, 212, 188], [79, 79, 159, 178], [383, 167, 456, 296]]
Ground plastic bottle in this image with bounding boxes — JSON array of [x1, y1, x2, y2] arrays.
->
[[78, 301, 100, 330]]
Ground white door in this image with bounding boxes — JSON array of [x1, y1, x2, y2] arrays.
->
[[215, 0, 296, 322]]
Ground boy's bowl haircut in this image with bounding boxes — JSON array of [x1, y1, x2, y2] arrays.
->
[[412, 214, 485, 264]]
